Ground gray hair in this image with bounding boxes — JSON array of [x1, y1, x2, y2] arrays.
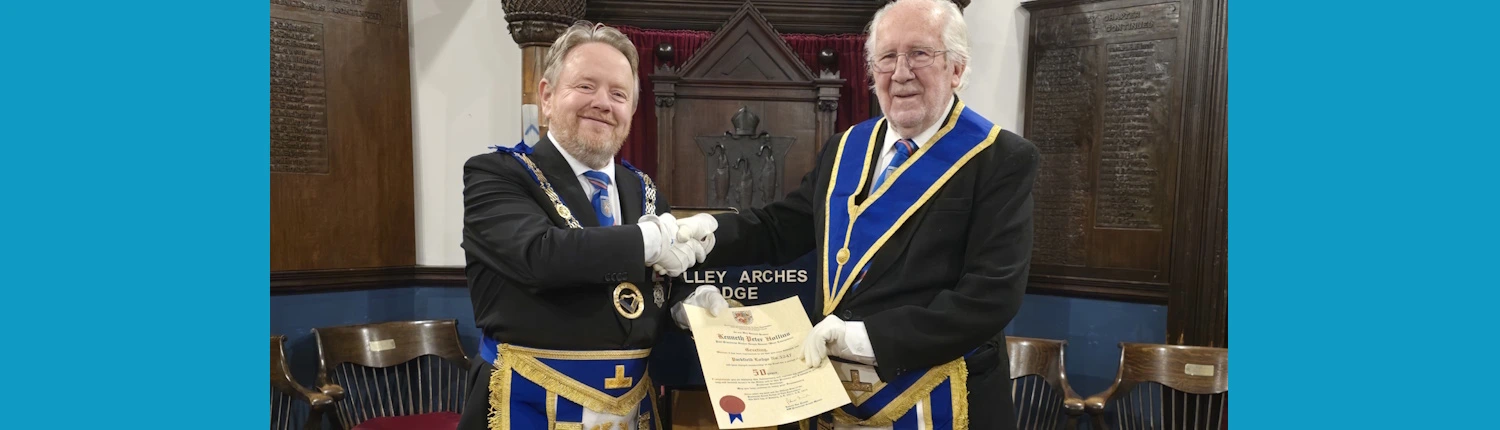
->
[[865, 0, 971, 90], [542, 21, 641, 99]]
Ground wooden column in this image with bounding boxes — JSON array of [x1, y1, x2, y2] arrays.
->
[[500, 0, 587, 138], [814, 71, 842, 152], [1166, 0, 1228, 348]]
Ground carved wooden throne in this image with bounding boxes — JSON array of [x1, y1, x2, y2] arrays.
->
[[651, 3, 844, 209]]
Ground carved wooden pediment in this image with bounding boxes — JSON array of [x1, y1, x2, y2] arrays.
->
[[676, 2, 815, 83]]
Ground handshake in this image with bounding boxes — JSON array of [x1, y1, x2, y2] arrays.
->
[[639, 213, 720, 277]]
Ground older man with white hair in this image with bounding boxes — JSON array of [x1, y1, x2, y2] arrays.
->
[[677, 0, 1039, 428]]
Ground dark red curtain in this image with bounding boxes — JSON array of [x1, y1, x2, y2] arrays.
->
[[782, 33, 872, 131], [613, 26, 869, 177], [615, 26, 712, 178]]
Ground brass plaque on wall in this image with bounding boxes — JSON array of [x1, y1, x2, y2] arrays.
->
[[1023, 0, 1188, 300]]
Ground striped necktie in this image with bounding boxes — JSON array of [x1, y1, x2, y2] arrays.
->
[[581, 170, 615, 226], [871, 138, 918, 191]]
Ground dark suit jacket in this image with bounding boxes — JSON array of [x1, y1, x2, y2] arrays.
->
[[702, 102, 1039, 383], [460, 137, 681, 351]]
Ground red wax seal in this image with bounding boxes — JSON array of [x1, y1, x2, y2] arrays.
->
[[719, 395, 746, 414]]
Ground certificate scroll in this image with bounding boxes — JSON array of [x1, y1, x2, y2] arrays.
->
[[682, 297, 852, 429]]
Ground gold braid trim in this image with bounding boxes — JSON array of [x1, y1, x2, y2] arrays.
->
[[505, 352, 651, 416], [919, 399, 934, 430], [546, 392, 558, 430], [951, 358, 969, 430], [486, 344, 655, 430], [831, 358, 968, 427], [487, 353, 513, 430], [502, 343, 651, 360], [649, 379, 664, 430]]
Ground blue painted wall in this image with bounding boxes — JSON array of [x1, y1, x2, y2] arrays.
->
[[1004, 294, 1167, 398], [270, 286, 482, 392]]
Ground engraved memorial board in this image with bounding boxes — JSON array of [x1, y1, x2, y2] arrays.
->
[[1022, 0, 1187, 299], [271, 18, 329, 173], [271, 0, 414, 272]]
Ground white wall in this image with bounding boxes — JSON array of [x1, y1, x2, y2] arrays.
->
[[957, 0, 1030, 134], [408, 1, 1028, 266], [410, 0, 522, 266]]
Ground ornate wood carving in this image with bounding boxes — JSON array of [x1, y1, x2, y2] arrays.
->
[[588, 0, 880, 34], [650, 2, 844, 208], [697, 107, 797, 208], [585, 0, 969, 34], [500, 0, 587, 47]]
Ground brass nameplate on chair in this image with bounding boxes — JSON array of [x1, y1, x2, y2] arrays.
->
[[1183, 363, 1215, 377], [367, 339, 396, 352]]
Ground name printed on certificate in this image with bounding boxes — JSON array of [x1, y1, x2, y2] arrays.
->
[[682, 296, 852, 429]]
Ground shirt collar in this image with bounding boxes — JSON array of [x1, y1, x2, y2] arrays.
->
[[548, 130, 616, 183], [882, 95, 957, 152]]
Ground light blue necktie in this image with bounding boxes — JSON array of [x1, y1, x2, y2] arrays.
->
[[581, 170, 615, 226], [871, 138, 917, 192]]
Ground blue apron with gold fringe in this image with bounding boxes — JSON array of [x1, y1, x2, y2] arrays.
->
[[481, 340, 661, 430], [481, 143, 663, 430], [811, 100, 1000, 430]]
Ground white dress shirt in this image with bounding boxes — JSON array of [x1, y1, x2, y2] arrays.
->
[[549, 131, 662, 263], [875, 96, 953, 174]]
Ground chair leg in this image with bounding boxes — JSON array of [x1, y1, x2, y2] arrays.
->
[[303, 407, 322, 430]]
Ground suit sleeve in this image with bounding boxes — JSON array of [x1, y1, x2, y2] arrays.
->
[[460, 154, 646, 293], [864, 134, 1039, 379], [700, 135, 838, 268]]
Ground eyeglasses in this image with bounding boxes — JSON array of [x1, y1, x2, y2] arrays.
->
[[870, 49, 947, 73]]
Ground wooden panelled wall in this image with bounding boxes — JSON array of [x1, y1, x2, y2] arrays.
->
[[270, 0, 416, 281]]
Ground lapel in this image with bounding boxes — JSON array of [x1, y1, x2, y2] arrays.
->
[[615, 164, 643, 224], [532, 137, 602, 227], [838, 103, 961, 305], [846, 207, 936, 304]]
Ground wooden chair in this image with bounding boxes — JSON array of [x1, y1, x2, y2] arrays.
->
[[1007, 336, 1086, 430], [273, 335, 333, 430], [313, 320, 470, 430], [1083, 343, 1228, 430]]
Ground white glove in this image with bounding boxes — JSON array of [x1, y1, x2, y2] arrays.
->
[[802, 316, 877, 368], [652, 238, 705, 277], [675, 213, 719, 255], [639, 213, 680, 266], [671, 285, 730, 329]]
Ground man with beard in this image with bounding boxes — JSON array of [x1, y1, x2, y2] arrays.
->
[[456, 22, 729, 430], [675, 1, 1039, 428]]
